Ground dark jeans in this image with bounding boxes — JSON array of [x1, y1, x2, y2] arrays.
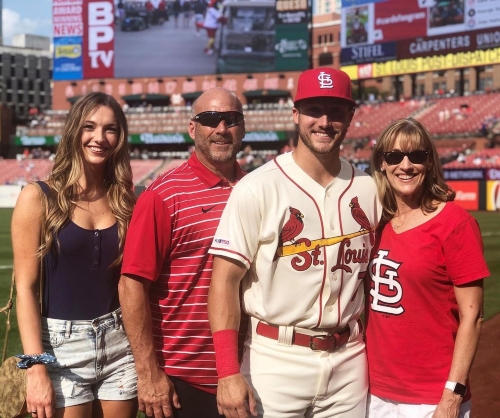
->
[[170, 376, 220, 418]]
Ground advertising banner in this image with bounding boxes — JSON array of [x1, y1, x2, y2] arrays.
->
[[341, 0, 385, 6], [14, 136, 62, 146], [444, 169, 486, 181], [82, 0, 115, 79], [276, 0, 308, 25], [53, 0, 85, 80], [53, 37, 84, 80], [275, 24, 310, 71], [345, 47, 500, 79], [486, 180, 500, 211], [371, 47, 500, 77], [15, 132, 288, 146], [340, 41, 397, 65], [485, 167, 500, 180], [129, 131, 288, 144], [397, 27, 500, 59], [446, 180, 479, 210], [53, 0, 84, 37], [53, 0, 114, 80], [275, 0, 310, 72], [397, 31, 473, 59]]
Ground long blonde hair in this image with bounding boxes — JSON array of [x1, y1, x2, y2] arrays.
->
[[42, 92, 135, 265], [370, 118, 454, 222]]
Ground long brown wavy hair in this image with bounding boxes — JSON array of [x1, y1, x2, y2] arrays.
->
[[370, 117, 455, 223], [41, 92, 135, 265]]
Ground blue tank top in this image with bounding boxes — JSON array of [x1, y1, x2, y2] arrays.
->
[[38, 181, 121, 320]]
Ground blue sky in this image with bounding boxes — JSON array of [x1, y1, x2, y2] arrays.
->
[[2, 0, 52, 45]]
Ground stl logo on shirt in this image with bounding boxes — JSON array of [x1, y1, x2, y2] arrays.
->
[[369, 249, 405, 315]]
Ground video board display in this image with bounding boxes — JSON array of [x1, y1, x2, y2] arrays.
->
[[53, 0, 310, 81], [340, 0, 500, 66]]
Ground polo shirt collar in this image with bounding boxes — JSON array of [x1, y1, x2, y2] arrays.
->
[[188, 151, 245, 188]]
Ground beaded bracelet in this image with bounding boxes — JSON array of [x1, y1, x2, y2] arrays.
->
[[15, 352, 57, 369]]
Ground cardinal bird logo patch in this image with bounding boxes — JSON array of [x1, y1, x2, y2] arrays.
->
[[349, 196, 374, 245], [280, 206, 305, 244], [274, 199, 373, 273]]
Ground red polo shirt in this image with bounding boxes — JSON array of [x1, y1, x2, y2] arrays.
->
[[122, 152, 245, 394]]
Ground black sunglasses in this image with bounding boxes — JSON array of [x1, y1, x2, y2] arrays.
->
[[192, 111, 244, 128], [382, 150, 430, 165]]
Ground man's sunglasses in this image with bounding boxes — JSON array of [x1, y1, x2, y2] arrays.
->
[[382, 150, 430, 165], [191, 111, 244, 128]]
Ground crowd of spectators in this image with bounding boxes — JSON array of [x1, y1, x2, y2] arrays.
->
[[481, 115, 500, 138], [7, 92, 499, 181]]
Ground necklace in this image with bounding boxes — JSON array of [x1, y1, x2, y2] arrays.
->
[[392, 208, 420, 230]]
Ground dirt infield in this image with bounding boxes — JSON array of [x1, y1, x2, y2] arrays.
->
[[470, 313, 500, 418]]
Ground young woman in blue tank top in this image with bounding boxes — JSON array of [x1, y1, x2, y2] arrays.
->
[[12, 92, 138, 418]]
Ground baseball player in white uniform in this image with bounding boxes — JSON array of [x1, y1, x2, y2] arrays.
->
[[207, 67, 382, 418]]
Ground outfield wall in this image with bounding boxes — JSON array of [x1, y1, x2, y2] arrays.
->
[[445, 168, 500, 211], [1, 182, 498, 211], [0, 185, 145, 208], [0, 186, 22, 208]]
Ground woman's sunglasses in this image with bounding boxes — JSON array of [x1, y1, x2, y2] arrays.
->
[[191, 111, 244, 128], [382, 150, 430, 165]]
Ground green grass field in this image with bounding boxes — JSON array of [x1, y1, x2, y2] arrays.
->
[[1, 208, 499, 360]]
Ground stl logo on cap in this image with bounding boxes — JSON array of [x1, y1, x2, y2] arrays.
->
[[294, 67, 355, 105], [318, 72, 334, 89]]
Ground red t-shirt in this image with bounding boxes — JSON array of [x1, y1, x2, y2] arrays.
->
[[365, 202, 490, 404], [122, 153, 245, 394]]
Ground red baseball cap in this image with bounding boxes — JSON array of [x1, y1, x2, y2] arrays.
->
[[294, 67, 356, 106]]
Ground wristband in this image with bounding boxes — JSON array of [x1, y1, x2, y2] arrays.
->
[[445, 381, 467, 397], [212, 329, 240, 379], [15, 352, 57, 369]]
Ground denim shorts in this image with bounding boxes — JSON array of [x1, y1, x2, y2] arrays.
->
[[41, 308, 138, 408]]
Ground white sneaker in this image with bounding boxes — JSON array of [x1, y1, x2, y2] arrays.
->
[[206, 49, 214, 55]]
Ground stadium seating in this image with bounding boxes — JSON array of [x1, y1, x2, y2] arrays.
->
[[14, 94, 499, 171], [415, 93, 500, 137], [0, 159, 54, 185], [0, 158, 171, 186], [21, 94, 500, 140], [346, 100, 428, 140], [443, 148, 500, 169], [130, 159, 166, 185]]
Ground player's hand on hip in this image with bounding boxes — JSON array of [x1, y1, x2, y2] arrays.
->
[[432, 391, 461, 418], [217, 373, 258, 418], [137, 370, 181, 418]]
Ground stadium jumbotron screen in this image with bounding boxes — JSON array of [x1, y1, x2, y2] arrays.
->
[[340, 0, 500, 66], [52, 0, 310, 81]]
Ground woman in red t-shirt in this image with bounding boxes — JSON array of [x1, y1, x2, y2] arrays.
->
[[365, 118, 489, 418]]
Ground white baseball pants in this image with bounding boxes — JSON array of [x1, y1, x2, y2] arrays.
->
[[367, 394, 471, 418], [240, 318, 367, 418]]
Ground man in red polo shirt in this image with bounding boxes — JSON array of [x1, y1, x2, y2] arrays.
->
[[119, 87, 246, 418]]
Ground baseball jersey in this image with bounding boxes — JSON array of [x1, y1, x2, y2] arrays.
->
[[121, 152, 245, 394], [366, 202, 490, 404], [209, 152, 382, 329]]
